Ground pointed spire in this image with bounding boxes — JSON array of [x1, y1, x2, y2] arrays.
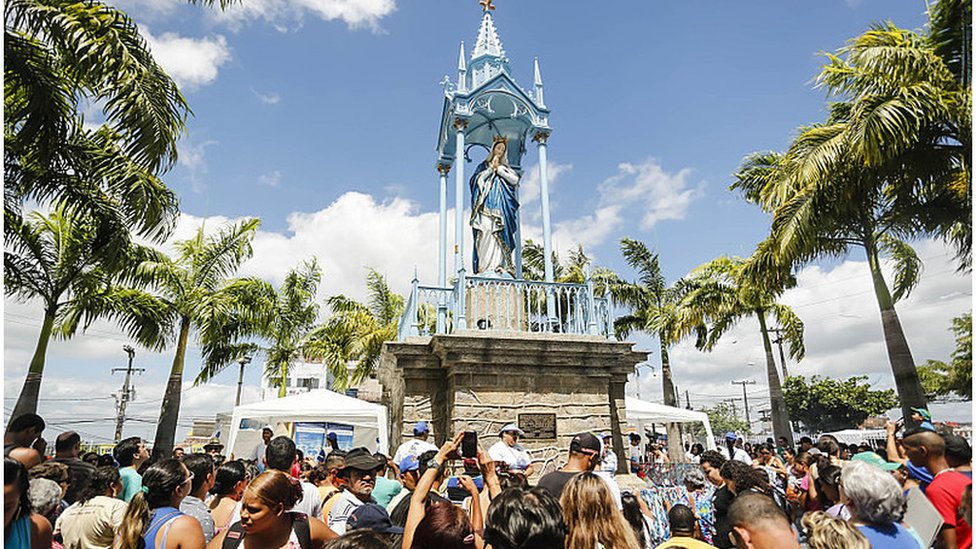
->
[[533, 57, 545, 108], [457, 41, 467, 93], [472, 11, 505, 60]]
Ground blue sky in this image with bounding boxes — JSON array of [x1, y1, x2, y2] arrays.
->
[[5, 0, 972, 444]]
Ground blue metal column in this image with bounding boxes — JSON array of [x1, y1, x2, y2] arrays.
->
[[437, 162, 450, 333], [454, 118, 467, 275], [534, 130, 556, 327]]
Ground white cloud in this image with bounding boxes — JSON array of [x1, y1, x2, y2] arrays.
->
[[258, 171, 282, 187], [177, 137, 218, 193], [520, 161, 572, 209], [252, 89, 282, 105], [143, 29, 231, 90], [212, 0, 396, 32], [598, 159, 701, 230]]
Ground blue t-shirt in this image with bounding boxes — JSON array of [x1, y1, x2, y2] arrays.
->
[[119, 466, 143, 503], [857, 522, 923, 549], [372, 476, 403, 508]]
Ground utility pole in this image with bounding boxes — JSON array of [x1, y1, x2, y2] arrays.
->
[[235, 354, 252, 406], [112, 346, 145, 443], [685, 390, 691, 410], [768, 327, 790, 379], [731, 379, 757, 429]]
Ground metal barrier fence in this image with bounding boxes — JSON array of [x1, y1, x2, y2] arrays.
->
[[398, 270, 613, 340]]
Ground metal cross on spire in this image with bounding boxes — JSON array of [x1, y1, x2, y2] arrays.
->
[[479, 0, 495, 12]]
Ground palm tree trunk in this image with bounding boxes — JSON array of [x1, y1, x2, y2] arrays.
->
[[153, 316, 190, 460], [660, 343, 685, 463], [864, 239, 928, 426], [9, 309, 56, 426], [757, 310, 793, 446], [278, 360, 288, 398]]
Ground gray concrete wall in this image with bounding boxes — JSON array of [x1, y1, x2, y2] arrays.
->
[[377, 331, 645, 477]]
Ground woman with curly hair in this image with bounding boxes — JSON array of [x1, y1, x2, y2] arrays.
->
[[561, 472, 640, 549], [801, 511, 869, 549]]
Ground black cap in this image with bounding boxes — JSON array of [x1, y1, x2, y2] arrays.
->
[[342, 447, 383, 472], [570, 432, 601, 456]]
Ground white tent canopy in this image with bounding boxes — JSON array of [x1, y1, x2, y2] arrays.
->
[[625, 397, 717, 450], [226, 389, 388, 459]]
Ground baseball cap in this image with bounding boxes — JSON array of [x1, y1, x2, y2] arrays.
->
[[261, 425, 274, 432], [326, 432, 338, 441], [342, 447, 383, 472], [724, 432, 739, 442], [499, 423, 524, 436], [851, 451, 902, 471], [570, 433, 601, 456], [413, 421, 430, 434], [398, 455, 420, 473], [347, 503, 404, 534], [910, 407, 932, 421]]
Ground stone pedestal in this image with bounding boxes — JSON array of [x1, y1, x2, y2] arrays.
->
[[377, 331, 645, 477]]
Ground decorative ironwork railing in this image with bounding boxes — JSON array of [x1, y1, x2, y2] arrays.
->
[[398, 270, 613, 340]]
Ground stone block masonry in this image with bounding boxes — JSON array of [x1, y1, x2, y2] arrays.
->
[[377, 330, 645, 477]]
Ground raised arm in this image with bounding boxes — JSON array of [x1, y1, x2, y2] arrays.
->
[[402, 432, 464, 549], [477, 446, 502, 501]]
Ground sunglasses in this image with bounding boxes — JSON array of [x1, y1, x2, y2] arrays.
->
[[182, 472, 195, 486]]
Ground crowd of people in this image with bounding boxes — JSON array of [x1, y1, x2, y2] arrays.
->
[[3, 409, 972, 549]]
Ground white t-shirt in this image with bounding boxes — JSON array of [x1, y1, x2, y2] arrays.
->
[[250, 442, 267, 462], [392, 438, 438, 466], [600, 450, 618, 474], [328, 491, 367, 535], [593, 470, 623, 510], [488, 440, 532, 471], [55, 496, 127, 549], [296, 481, 323, 519], [719, 446, 753, 465]]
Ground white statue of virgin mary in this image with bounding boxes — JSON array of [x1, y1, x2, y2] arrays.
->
[[469, 137, 520, 277]]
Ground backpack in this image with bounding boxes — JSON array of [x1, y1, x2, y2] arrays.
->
[[221, 513, 311, 549]]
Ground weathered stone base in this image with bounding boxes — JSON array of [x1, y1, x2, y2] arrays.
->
[[377, 331, 645, 477]]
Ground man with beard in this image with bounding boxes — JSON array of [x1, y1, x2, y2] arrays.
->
[[328, 448, 390, 535]]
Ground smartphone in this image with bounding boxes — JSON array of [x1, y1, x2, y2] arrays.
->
[[461, 431, 478, 459], [895, 417, 905, 430]]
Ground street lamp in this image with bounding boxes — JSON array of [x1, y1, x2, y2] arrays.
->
[[235, 354, 252, 406]]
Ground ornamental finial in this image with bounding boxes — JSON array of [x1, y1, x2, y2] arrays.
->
[[479, 0, 495, 12]]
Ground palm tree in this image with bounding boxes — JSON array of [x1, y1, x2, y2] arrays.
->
[[605, 238, 689, 462], [194, 259, 322, 398], [5, 0, 188, 250], [4, 208, 171, 423], [304, 269, 402, 390], [810, 16, 971, 269], [678, 256, 804, 445], [732, 126, 930, 425], [133, 218, 266, 458]]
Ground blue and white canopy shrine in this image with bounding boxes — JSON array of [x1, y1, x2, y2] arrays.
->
[[398, 2, 611, 340]]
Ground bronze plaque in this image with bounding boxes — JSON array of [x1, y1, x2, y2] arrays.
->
[[518, 413, 557, 439]]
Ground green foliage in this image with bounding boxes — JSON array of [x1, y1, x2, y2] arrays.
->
[[918, 312, 972, 400], [304, 269, 403, 390], [5, 0, 188, 252], [690, 402, 750, 438], [783, 375, 899, 432], [4, 207, 171, 419]]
